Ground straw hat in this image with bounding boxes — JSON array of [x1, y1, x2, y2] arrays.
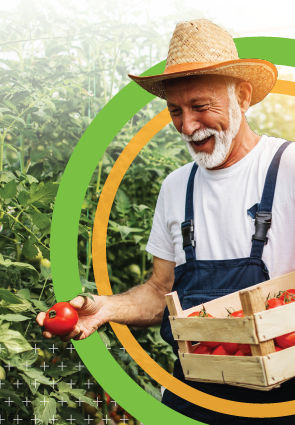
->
[[128, 19, 277, 106]]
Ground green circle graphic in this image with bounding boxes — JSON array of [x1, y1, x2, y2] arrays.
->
[[51, 37, 295, 425]]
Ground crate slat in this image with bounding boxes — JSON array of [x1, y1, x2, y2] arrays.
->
[[180, 352, 267, 387], [255, 302, 295, 341], [263, 346, 295, 384], [170, 316, 258, 344]]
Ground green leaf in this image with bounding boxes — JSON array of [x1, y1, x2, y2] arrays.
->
[[22, 366, 52, 386], [32, 394, 57, 425], [0, 327, 32, 354], [0, 288, 22, 304], [22, 238, 38, 259], [0, 254, 39, 284], [0, 313, 30, 322], [0, 171, 15, 183], [20, 373, 40, 395], [18, 190, 30, 206], [28, 182, 58, 207], [58, 382, 98, 407], [31, 298, 49, 312], [31, 211, 51, 230], [0, 179, 17, 199], [0, 389, 29, 413]]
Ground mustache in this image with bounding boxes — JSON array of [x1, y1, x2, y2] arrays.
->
[[181, 128, 218, 142]]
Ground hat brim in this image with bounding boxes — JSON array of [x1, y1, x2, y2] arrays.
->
[[128, 58, 277, 106]]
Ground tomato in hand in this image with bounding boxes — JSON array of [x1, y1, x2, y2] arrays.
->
[[275, 332, 295, 349], [43, 302, 78, 336], [266, 298, 284, 309]]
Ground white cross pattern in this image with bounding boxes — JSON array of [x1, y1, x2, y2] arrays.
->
[[57, 361, 67, 371], [4, 362, 12, 371], [84, 415, 94, 423], [74, 362, 85, 371], [48, 343, 59, 354], [39, 397, 49, 406], [57, 398, 67, 406], [30, 416, 39, 424], [50, 378, 57, 389], [66, 344, 75, 353], [13, 415, 23, 424], [66, 414, 76, 423], [0, 415, 5, 423], [120, 414, 129, 423], [102, 417, 111, 423], [32, 344, 40, 354], [75, 397, 83, 407], [85, 379, 94, 389], [39, 362, 49, 371], [4, 397, 14, 406], [22, 397, 31, 406], [66, 379, 75, 389], [0, 380, 5, 389], [49, 416, 57, 424], [13, 379, 23, 389]]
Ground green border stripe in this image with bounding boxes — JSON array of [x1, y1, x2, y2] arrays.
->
[[51, 37, 295, 425]]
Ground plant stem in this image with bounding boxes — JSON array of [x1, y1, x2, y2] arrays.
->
[[38, 278, 48, 301], [0, 133, 4, 172], [3, 211, 49, 251], [86, 228, 92, 281]]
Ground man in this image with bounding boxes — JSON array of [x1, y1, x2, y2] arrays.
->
[[37, 19, 295, 424]]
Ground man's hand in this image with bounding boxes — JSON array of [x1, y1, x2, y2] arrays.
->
[[36, 295, 109, 341], [36, 257, 175, 341]]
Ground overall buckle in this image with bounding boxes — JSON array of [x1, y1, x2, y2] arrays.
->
[[252, 211, 272, 244], [181, 220, 195, 248]]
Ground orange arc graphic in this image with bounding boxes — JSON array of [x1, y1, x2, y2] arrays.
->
[[92, 80, 295, 418]]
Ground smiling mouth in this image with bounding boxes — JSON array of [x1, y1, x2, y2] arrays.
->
[[191, 135, 213, 146]]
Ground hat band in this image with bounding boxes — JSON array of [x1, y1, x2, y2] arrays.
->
[[163, 60, 238, 74]]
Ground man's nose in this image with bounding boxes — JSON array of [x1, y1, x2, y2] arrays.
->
[[181, 112, 201, 136]]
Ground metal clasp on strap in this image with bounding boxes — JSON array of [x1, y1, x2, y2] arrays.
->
[[252, 211, 272, 244], [181, 219, 195, 248]]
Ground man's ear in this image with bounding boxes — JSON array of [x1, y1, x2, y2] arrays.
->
[[235, 81, 252, 113]]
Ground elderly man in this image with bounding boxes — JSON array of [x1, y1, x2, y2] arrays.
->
[[37, 20, 295, 424]]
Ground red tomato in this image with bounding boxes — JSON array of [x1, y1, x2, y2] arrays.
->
[[221, 342, 239, 355], [238, 344, 251, 355], [279, 289, 295, 304], [212, 345, 228, 355], [192, 343, 212, 354], [43, 302, 78, 336], [229, 310, 244, 317], [275, 332, 295, 349], [105, 392, 111, 404], [275, 345, 283, 352], [266, 298, 284, 309], [234, 350, 247, 356], [188, 310, 213, 318]]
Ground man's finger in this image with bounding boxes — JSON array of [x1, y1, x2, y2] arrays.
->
[[69, 296, 87, 310], [36, 312, 46, 326]]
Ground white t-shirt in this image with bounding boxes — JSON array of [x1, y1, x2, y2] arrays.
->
[[146, 135, 295, 278]]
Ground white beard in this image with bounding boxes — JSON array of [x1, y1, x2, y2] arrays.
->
[[181, 85, 242, 169]]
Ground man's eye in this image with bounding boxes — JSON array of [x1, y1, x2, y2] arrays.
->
[[192, 104, 209, 111], [169, 109, 181, 115]]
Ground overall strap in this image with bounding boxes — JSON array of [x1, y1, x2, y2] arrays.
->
[[250, 141, 292, 259], [181, 163, 198, 262]]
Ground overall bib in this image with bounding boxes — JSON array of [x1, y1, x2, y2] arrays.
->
[[160, 141, 295, 424]]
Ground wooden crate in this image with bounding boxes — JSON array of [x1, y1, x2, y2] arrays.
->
[[166, 270, 295, 390]]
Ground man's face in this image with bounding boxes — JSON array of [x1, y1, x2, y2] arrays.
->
[[165, 75, 242, 168]]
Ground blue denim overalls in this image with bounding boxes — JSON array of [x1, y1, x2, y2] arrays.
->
[[161, 141, 295, 424]]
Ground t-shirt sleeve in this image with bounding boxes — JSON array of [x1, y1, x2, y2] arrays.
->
[[146, 179, 175, 262]]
